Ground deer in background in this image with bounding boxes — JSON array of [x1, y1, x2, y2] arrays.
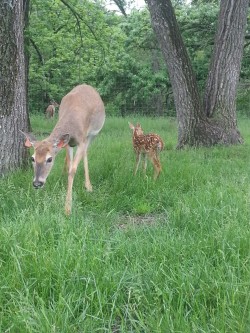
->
[[45, 100, 60, 118], [21, 84, 105, 215], [129, 122, 164, 180]]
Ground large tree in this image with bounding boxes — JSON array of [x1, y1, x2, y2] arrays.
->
[[146, 0, 249, 147], [0, 0, 30, 176]]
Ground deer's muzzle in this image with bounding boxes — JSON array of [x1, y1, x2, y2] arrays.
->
[[33, 180, 44, 189]]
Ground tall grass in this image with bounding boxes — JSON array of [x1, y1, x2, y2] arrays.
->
[[0, 115, 250, 332]]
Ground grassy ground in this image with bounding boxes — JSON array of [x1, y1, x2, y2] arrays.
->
[[0, 115, 250, 332]]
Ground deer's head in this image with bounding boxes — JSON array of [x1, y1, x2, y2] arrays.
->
[[128, 122, 144, 136], [21, 131, 69, 189], [49, 100, 60, 107]]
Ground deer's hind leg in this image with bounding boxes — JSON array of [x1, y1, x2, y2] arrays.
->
[[148, 150, 162, 180], [82, 137, 93, 192]]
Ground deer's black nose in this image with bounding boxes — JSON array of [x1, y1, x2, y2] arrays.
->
[[33, 181, 44, 189]]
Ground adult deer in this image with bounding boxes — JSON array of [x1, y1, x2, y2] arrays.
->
[[129, 122, 164, 180], [45, 100, 59, 118], [21, 84, 105, 215]]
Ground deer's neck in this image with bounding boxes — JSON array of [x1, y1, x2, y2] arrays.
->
[[47, 119, 69, 142], [133, 132, 144, 141]]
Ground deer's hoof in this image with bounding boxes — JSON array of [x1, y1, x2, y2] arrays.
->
[[85, 183, 93, 192], [65, 206, 71, 216]]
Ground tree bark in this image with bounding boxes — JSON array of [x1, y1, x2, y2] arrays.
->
[[146, 0, 249, 147], [146, 0, 207, 147], [0, 0, 30, 176], [24, 0, 31, 130], [204, 0, 248, 121]]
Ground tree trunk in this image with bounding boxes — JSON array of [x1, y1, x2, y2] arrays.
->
[[146, 0, 249, 147], [24, 0, 31, 130], [204, 1, 248, 121], [146, 0, 201, 147], [0, 0, 30, 176]]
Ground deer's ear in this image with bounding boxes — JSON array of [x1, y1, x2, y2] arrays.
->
[[54, 134, 70, 149], [24, 138, 33, 148], [20, 130, 36, 148], [128, 122, 134, 130]]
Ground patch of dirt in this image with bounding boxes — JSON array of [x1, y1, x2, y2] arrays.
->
[[117, 212, 168, 230]]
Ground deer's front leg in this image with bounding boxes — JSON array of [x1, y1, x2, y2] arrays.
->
[[63, 145, 73, 174], [65, 144, 84, 215], [142, 154, 148, 177], [134, 152, 141, 176]]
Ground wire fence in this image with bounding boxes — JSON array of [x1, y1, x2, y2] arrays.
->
[[28, 78, 250, 118], [28, 81, 176, 118]]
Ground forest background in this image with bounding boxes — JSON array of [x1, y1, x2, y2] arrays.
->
[[28, 0, 250, 119]]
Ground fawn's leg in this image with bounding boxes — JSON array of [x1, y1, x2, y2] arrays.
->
[[134, 152, 141, 176], [149, 150, 162, 180], [143, 154, 148, 177]]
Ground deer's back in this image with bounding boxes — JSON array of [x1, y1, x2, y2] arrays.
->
[[134, 133, 164, 153], [57, 84, 105, 136], [46, 105, 55, 118]]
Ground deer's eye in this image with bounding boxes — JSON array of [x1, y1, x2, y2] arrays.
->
[[31, 156, 35, 163], [46, 157, 53, 163]]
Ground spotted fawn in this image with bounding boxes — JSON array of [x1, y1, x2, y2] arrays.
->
[[129, 122, 164, 180]]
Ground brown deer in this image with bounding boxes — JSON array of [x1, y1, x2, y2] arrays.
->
[[21, 84, 105, 215], [129, 122, 164, 180], [45, 100, 59, 118]]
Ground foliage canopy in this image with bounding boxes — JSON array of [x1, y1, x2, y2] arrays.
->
[[28, 0, 250, 117]]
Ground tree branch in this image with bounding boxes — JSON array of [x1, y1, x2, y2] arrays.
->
[[29, 37, 44, 65], [59, 0, 105, 62], [113, 0, 127, 17]]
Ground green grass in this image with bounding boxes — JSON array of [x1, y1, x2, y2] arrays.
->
[[0, 115, 250, 332]]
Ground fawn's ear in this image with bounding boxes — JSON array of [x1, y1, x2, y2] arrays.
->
[[20, 130, 36, 148], [53, 134, 70, 149], [128, 122, 134, 130]]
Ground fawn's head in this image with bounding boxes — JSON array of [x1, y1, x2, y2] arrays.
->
[[49, 100, 59, 107], [128, 122, 144, 136], [21, 131, 69, 189]]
